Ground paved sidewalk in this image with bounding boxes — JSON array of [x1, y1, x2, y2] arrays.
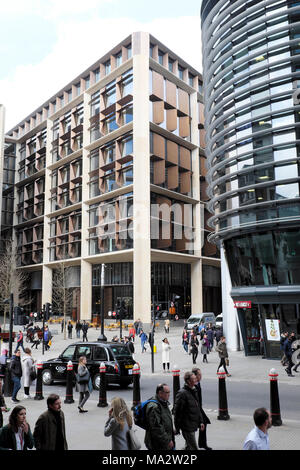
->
[[1, 321, 299, 450]]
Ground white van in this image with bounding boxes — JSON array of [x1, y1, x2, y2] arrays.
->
[[215, 314, 223, 329], [186, 312, 215, 331]]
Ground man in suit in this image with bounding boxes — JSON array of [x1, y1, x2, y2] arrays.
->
[[192, 367, 212, 450]]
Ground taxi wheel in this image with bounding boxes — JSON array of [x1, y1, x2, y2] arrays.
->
[[42, 369, 53, 385]]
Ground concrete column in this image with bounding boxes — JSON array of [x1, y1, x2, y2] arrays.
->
[[81, 92, 90, 258], [80, 260, 92, 320], [132, 32, 151, 326], [221, 245, 241, 351], [42, 265, 52, 305], [0, 106, 5, 234], [191, 259, 203, 314]]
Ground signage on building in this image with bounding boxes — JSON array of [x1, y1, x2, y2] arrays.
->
[[234, 301, 252, 308], [265, 319, 280, 341]]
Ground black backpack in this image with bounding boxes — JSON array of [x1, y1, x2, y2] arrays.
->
[[133, 399, 159, 430]]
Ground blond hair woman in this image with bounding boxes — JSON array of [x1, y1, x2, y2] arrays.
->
[[104, 397, 133, 450]]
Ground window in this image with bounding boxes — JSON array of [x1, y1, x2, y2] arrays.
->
[[126, 44, 132, 59], [178, 65, 185, 80], [158, 49, 164, 65], [115, 52, 122, 67], [94, 67, 100, 82], [75, 345, 92, 360], [61, 345, 76, 360], [85, 75, 90, 90], [94, 347, 107, 361], [168, 58, 174, 72], [105, 60, 111, 75]]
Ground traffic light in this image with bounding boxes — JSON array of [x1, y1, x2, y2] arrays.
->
[[13, 306, 25, 325], [45, 302, 52, 321]]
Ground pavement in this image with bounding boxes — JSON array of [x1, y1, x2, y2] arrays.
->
[[1, 320, 300, 451]]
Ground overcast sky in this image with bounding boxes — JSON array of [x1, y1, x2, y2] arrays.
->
[[0, 0, 202, 132]]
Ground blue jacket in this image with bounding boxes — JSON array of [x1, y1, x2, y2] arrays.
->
[[284, 338, 293, 357]]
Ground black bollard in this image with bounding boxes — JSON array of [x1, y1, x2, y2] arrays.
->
[[3, 359, 13, 397], [97, 362, 108, 407], [172, 365, 180, 407], [269, 368, 282, 426], [217, 368, 230, 420], [131, 363, 141, 410], [64, 361, 74, 404], [34, 362, 44, 400]]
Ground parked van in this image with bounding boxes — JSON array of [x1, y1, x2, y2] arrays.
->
[[186, 312, 215, 331]]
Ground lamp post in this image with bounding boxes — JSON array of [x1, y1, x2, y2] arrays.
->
[[98, 263, 107, 342], [3, 294, 14, 359]]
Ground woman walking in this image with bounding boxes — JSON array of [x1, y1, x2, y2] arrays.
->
[[182, 329, 189, 353], [161, 338, 171, 372], [21, 348, 35, 399], [201, 334, 210, 363], [0, 405, 34, 450], [190, 332, 199, 365], [139, 330, 148, 353], [76, 356, 91, 413], [216, 336, 231, 377], [67, 321, 73, 339], [104, 397, 133, 450]]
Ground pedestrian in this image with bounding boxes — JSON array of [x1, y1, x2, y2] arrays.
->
[[30, 329, 40, 350], [75, 320, 82, 339], [280, 332, 288, 366], [61, 319, 65, 333], [284, 334, 295, 377], [139, 329, 148, 353], [0, 405, 34, 450], [67, 321, 73, 339], [0, 348, 8, 384], [161, 338, 171, 373], [76, 356, 91, 413], [201, 334, 210, 363], [206, 324, 214, 350], [15, 330, 25, 353], [216, 336, 231, 377], [134, 319, 140, 336], [192, 367, 212, 450], [182, 329, 189, 354], [43, 326, 51, 351], [82, 320, 89, 342], [164, 318, 170, 334], [125, 336, 135, 356], [21, 348, 35, 399], [104, 397, 133, 450], [144, 383, 175, 450], [33, 394, 68, 450], [0, 377, 9, 429], [198, 321, 205, 337], [173, 371, 204, 450], [10, 350, 22, 403], [190, 332, 199, 364], [243, 408, 272, 450]]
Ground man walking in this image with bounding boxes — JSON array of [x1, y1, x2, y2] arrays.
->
[[192, 367, 212, 450], [173, 371, 204, 450], [15, 330, 25, 353], [144, 383, 175, 450], [82, 321, 89, 342], [243, 408, 272, 450], [33, 393, 68, 450], [75, 320, 82, 339], [10, 350, 22, 403], [284, 334, 295, 377]]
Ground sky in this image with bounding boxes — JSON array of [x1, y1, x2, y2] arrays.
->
[[0, 0, 202, 132]]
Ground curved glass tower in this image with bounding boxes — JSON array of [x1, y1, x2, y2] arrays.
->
[[202, 0, 300, 357]]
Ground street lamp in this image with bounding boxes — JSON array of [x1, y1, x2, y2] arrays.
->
[[97, 263, 107, 342], [3, 293, 14, 358]]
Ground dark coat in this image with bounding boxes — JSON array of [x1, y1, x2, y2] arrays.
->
[[0, 394, 6, 428], [284, 338, 293, 358], [174, 384, 203, 432], [33, 409, 68, 450], [10, 355, 22, 378], [195, 382, 210, 425], [0, 424, 34, 450], [144, 395, 174, 450]]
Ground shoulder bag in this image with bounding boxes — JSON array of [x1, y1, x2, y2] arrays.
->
[[126, 427, 141, 450]]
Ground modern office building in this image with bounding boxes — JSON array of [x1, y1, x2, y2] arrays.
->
[[0, 32, 221, 326], [201, 0, 300, 357]]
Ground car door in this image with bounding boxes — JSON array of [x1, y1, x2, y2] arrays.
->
[[53, 344, 76, 380], [73, 344, 93, 373]]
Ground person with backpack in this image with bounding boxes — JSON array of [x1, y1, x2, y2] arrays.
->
[[143, 383, 175, 450]]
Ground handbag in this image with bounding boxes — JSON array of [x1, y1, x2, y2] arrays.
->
[[126, 427, 141, 450], [30, 367, 37, 381], [225, 358, 229, 366], [76, 369, 90, 384]]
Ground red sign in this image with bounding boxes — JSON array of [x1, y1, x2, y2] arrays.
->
[[234, 301, 252, 309]]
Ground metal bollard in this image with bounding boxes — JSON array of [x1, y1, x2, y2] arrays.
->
[[97, 362, 108, 407], [131, 363, 141, 410], [64, 360, 74, 404], [3, 359, 13, 397], [269, 368, 282, 426], [217, 367, 230, 421], [34, 362, 44, 400], [172, 365, 180, 407]]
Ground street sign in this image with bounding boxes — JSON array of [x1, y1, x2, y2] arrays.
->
[[234, 301, 252, 308]]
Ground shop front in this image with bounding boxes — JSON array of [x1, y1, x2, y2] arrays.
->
[[234, 297, 300, 359]]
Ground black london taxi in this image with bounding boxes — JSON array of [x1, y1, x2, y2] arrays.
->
[[41, 341, 136, 390]]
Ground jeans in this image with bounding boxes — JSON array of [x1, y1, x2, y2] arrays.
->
[[76, 330, 81, 338], [12, 376, 21, 400], [79, 391, 90, 408], [15, 341, 25, 353]]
